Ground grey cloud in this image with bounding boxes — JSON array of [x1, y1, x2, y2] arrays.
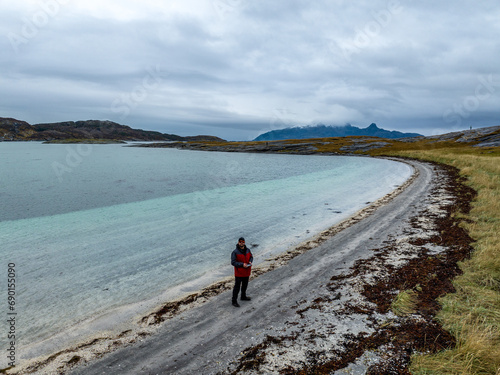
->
[[1, 0, 499, 140]]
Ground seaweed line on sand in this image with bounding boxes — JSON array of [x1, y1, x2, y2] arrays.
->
[[219, 161, 475, 374]]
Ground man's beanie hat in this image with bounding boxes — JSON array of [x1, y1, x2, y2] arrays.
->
[[239, 237, 245, 242]]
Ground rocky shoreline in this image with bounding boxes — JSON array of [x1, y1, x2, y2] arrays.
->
[[131, 139, 322, 154], [132, 125, 500, 155]]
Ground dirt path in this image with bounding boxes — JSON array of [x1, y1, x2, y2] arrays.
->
[[63, 158, 470, 374]]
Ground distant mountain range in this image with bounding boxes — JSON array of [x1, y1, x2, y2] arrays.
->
[[0, 118, 225, 142], [1, 118, 423, 143], [254, 123, 423, 141]]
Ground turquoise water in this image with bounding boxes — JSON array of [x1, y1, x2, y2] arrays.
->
[[0, 142, 411, 364]]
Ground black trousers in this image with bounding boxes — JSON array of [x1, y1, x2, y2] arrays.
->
[[232, 276, 249, 302]]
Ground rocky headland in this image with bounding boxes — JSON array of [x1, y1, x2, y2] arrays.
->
[[0, 117, 225, 143]]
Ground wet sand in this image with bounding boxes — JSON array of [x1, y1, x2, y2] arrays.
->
[[11, 157, 473, 374]]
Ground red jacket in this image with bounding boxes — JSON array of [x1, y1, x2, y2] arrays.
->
[[231, 245, 253, 277]]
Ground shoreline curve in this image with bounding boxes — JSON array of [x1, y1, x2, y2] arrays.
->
[[7, 157, 419, 375]]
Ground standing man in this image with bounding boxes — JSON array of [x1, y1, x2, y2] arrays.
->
[[231, 237, 253, 307]]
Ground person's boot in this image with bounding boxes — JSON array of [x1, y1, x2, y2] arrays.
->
[[232, 300, 240, 307], [241, 296, 251, 301]]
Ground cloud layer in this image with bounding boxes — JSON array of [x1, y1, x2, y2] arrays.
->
[[2, 0, 499, 140]]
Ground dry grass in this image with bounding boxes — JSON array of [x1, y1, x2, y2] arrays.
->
[[375, 148, 500, 375], [391, 289, 418, 317], [410, 320, 500, 375]]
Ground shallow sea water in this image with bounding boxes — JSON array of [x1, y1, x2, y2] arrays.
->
[[0, 142, 412, 365]]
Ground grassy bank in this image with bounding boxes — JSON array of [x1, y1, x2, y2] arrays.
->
[[373, 147, 500, 374]]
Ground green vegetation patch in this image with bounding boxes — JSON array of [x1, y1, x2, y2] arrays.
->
[[391, 290, 419, 317]]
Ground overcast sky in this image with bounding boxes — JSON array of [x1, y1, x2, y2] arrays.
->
[[1, 0, 499, 140]]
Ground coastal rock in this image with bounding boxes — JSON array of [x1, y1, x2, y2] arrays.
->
[[425, 125, 500, 145], [184, 135, 227, 142], [0, 117, 36, 140], [32, 120, 184, 142], [471, 128, 500, 147], [134, 141, 318, 154], [0, 117, 227, 143], [340, 140, 390, 152]]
